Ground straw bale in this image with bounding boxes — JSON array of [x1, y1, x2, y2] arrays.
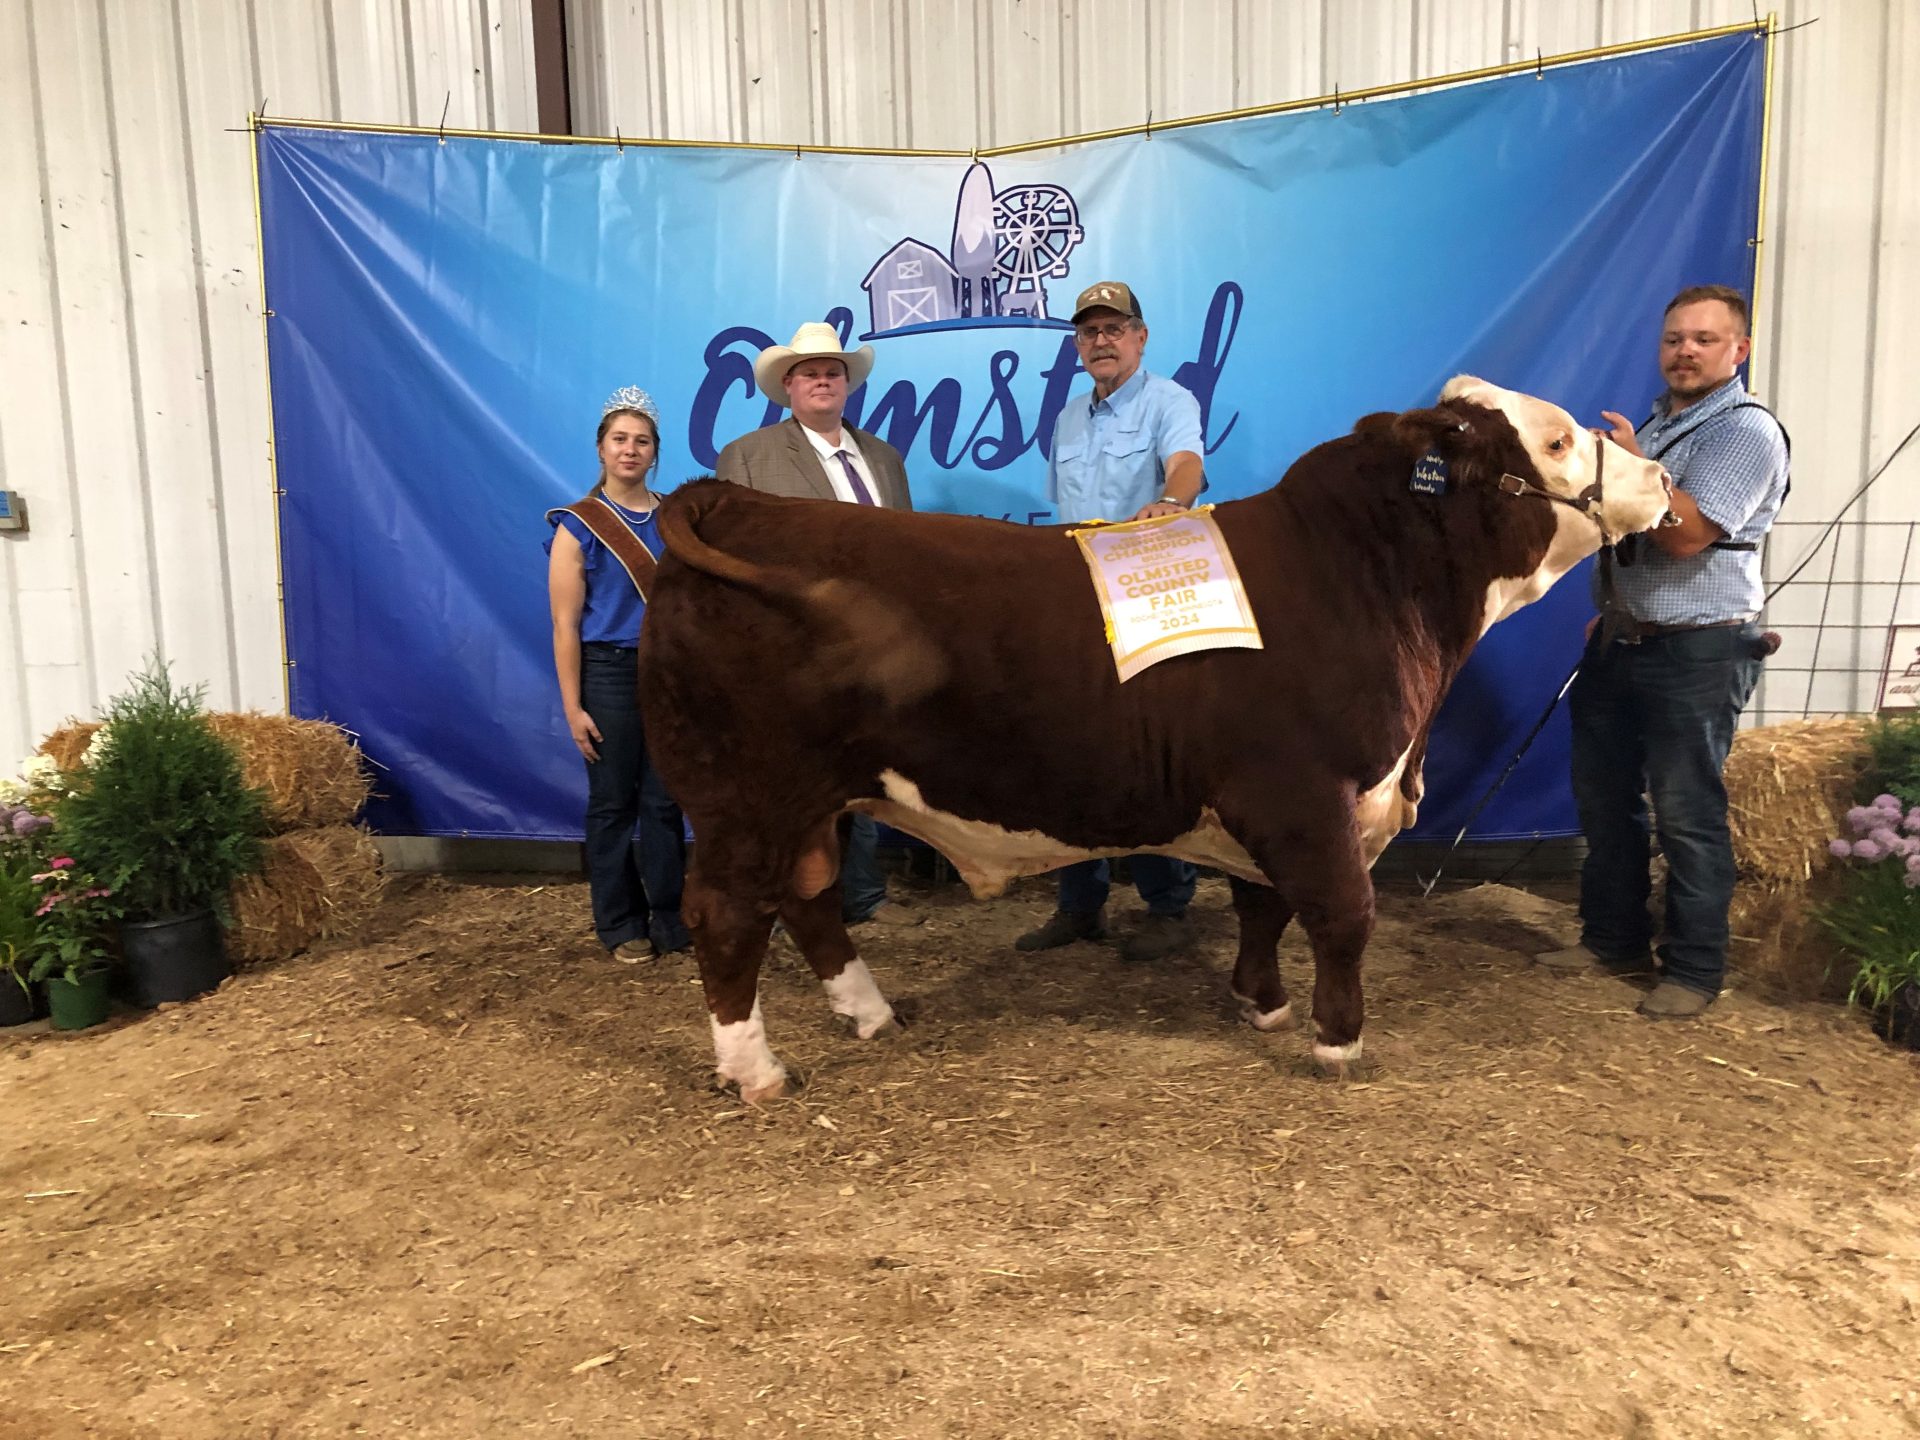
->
[[1724, 716, 1870, 999], [205, 712, 372, 831], [40, 712, 370, 832], [37, 721, 100, 772], [227, 825, 386, 966]]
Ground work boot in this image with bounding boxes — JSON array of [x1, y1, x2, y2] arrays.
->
[[1533, 943, 1654, 978], [1014, 908, 1106, 952], [853, 900, 925, 928], [1637, 980, 1716, 1020], [1120, 913, 1192, 964]]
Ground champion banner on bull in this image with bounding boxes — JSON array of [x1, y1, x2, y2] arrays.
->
[[258, 33, 1765, 841]]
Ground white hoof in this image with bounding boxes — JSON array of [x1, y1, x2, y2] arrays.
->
[[1311, 1037, 1364, 1074], [1235, 996, 1295, 1032], [824, 959, 897, 1039]]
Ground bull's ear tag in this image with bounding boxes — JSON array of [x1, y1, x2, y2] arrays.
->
[[1410, 451, 1449, 495]]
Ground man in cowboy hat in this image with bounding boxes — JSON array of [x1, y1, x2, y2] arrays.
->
[[714, 321, 914, 508], [714, 321, 922, 928]]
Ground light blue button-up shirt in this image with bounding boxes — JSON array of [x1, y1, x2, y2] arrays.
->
[[1600, 375, 1789, 626], [1047, 368, 1205, 524]]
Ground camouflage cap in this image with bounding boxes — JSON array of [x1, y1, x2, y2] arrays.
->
[[1070, 280, 1144, 325]]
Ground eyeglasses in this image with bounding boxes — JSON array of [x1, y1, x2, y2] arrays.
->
[[1074, 321, 1136, 344]]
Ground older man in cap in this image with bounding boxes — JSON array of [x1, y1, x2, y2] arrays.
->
[[714, 322, 922, 928], [1015, 279, 1208, 964]]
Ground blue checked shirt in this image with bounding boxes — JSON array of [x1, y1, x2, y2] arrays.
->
[[1047, 368, 1206, 523], [1600, 375, 1789, 626]]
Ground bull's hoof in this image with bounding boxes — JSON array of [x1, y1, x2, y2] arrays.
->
[[863, 1014, 906, 1040], [1311, 1037, 1364, 1077], [832, 1007, 904, 1040], [1236, 997, 1294, 1033], [729, 1065, 800, 1103]]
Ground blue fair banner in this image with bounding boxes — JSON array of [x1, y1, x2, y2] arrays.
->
[[257, 33, 1764, 841]]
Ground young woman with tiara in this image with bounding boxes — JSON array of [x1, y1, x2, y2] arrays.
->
[[545, 387, 690, 960]]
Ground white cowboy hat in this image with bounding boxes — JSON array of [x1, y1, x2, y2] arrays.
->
[[753, 322, 876, 406]]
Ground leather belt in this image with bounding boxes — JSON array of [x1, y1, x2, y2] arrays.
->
[[1608, 615, 1751, 644]]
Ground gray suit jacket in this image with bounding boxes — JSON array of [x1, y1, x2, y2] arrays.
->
[[713, 417, 914, 511]]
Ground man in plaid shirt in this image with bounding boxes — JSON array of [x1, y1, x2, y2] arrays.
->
[[1537, 284, 1791, 1019]]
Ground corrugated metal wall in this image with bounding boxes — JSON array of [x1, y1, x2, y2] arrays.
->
[[3, 1, 1914, 775], [0, 0, 537, 769]]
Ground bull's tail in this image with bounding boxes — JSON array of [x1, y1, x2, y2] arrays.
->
[[657, 484, 947, 707]]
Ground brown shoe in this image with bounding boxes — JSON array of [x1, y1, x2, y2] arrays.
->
[[1015, 908, 1106, 952], [1637, 981, 1716, 1020], [854, 901, 925, 928], [1534, 943, 1654, 977], [1120, 913, 1192, 964], [612, 939, 656, 963]]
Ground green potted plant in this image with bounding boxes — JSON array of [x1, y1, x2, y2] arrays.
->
[[0, 795, 58, 1026], [1817, 785, 1920, 1052], [53, 659, 267, 1008], [24, 857, 116, 1031]]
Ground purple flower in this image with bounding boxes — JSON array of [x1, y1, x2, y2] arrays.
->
[[1907, 853, 1920, 877], [1875, 793, 1904, 813], [1846, 805, 1877, 833], [1853, 839, 1885, 862], [1906, 807, 1920, 834], [1829, 838, 1853, 859], [1907, 871, 1920, 890], [10, 809, 49, 837], [1871, 827, 1902, 852]]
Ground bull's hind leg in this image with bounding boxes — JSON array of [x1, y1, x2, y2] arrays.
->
[[1228, 877, 1295, 1032], [777, 886, 901, 1040], [684, 866, 791, 1102]]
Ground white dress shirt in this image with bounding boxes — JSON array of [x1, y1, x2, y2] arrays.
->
[[798, 420, 882, 505]]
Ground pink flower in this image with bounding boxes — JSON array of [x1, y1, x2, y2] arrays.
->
[[34, 893, 62, 917], [46, 856, 73, 870], [1829, 838, 1853, 858], [1874, 793, 1903, 813], [1907, 853, 1920, 876], [1853, 839, 1885, 862], [1846, 806, 1878, 833], [82, 887, 111, 899], [1906, 807, 1920, 834], [1870, 827, 1902, 852]]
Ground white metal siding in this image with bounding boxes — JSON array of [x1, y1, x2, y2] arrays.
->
[[1, 1, 1913, 777]]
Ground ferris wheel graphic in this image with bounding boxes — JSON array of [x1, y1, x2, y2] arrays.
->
[[989, 184, 1085, 320]]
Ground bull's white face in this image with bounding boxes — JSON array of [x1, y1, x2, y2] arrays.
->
[[1439, 375, 1672, 540]]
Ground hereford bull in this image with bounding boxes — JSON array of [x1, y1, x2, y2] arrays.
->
[[638, 377, 1673, 1100]]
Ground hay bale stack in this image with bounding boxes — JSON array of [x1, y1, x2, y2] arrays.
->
[[1725, 716, 1871, 999], [40, 712, 371, 830], [40, 710, 383, 966], [227, 825, 386, 966]]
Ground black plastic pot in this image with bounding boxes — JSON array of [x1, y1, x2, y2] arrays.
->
[[1884, 982, 1920, 1052], [118, 909, 231, 1008], [0, 977, 37, 1027]]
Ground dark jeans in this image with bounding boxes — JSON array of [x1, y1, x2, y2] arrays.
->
[[580, 643, 689, 952], [841, 812, 888, 923], [1569, 623, 1763, 995], [1057, 855, 1196, 918]]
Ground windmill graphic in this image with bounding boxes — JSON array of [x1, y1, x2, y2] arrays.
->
[[860, 162, 1086, 339]]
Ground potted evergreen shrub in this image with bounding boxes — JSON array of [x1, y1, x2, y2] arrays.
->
[[54, 660, 267, 1008]]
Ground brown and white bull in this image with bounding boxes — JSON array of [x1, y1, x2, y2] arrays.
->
[[639, 377, 1672, 1100]]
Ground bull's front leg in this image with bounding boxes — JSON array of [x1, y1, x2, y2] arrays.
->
[[1227, 876, 1295, 1032], [778, 887, 902, 1040]]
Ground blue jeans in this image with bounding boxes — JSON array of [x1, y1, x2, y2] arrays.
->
[[580, 643, 690, 952], [1057, 855, 1196, 918], [1569, 624, 1763, 995], [841, 812, 888, 923]]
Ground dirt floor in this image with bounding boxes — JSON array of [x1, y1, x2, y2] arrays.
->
[[2, 871, 1917, 1439]]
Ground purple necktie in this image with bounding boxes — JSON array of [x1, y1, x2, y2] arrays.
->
[[835, 449, 878, 506]]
